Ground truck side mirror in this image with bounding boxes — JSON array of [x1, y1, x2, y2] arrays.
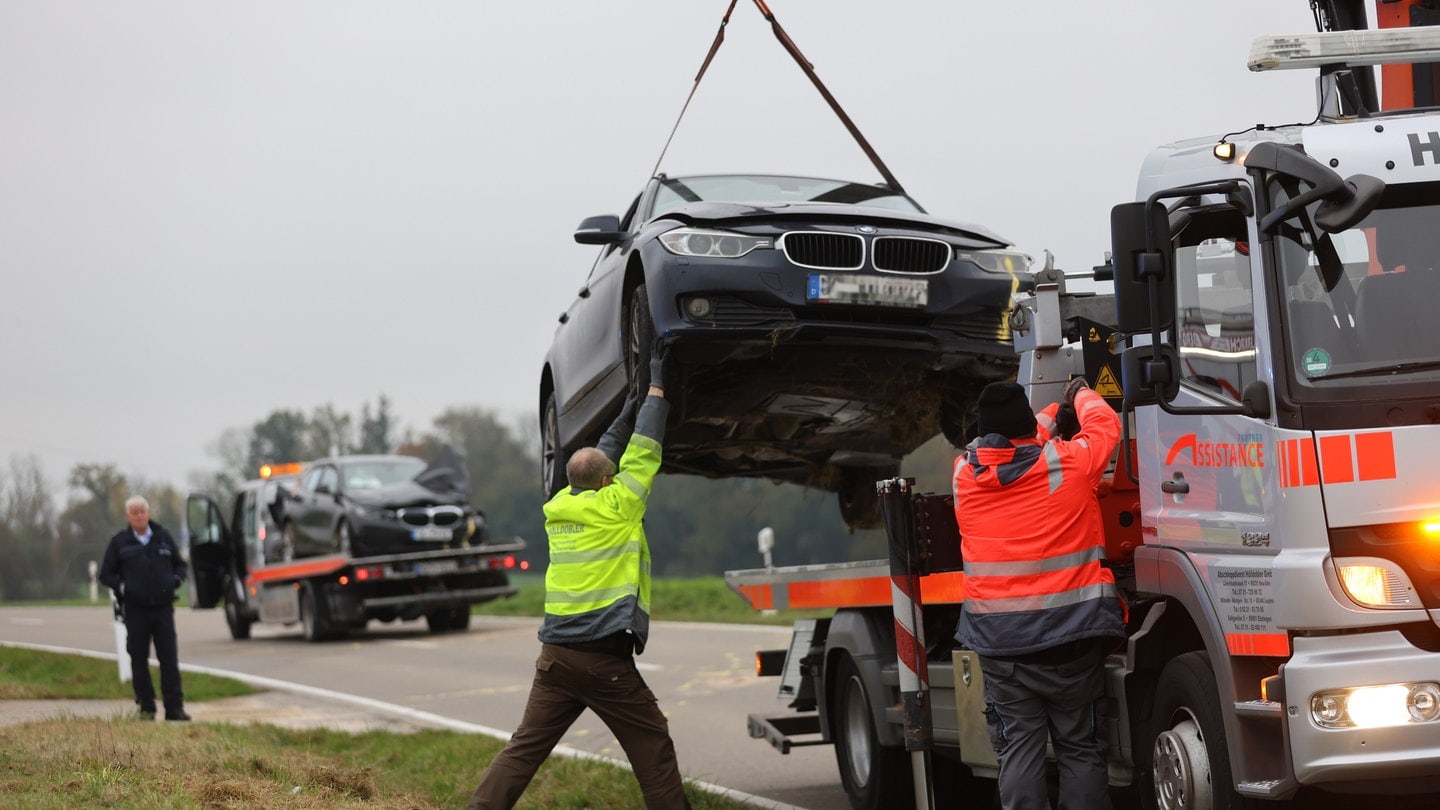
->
[[1121, 344, 1181, 406], [1110, 202, 1176, 334]]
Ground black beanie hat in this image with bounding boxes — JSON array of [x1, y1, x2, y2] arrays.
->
[[976, 382, 1037, 439]]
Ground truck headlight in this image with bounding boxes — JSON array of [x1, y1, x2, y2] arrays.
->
[[1310, 682, 1440, 728], [1333, 556, 1419, 608], [659, 227, 772, 258]]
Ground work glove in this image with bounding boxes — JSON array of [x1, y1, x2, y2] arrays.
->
[[1055, 402, 1080, 440], [1064, 375, 1089, 406], [648, 341, 670, 392]]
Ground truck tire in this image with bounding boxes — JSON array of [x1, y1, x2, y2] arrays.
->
[[300, 582, 332, 643], [1145, 651, 1274, 810], [224, 586, 252, 640], [832, 653, 913, 810]]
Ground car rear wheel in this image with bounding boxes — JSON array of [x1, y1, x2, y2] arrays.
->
[[542, 391, 567, 497], [837, 465, 898, 530]]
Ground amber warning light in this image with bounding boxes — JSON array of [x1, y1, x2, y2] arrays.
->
[[259, 462, 303, 479]]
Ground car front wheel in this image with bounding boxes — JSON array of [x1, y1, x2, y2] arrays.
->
[[542, 391, 567, 497]]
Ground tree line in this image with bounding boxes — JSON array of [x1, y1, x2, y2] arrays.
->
[[0, 395, 962, 601]]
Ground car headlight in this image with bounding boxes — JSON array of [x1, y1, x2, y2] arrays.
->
[[957, 248, 1031, 274], [659, 227, 772, 258], [349, 503, 393, 520]]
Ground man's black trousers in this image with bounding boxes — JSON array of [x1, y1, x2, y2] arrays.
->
[[124, 603, 183, 714]]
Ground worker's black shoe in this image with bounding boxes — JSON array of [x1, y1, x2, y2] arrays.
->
[[164, 710, 191, 722]]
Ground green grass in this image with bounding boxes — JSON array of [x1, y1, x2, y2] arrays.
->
[[475, 573, 829, 625], [0, 646, 255, 701], [0, 648, 755, 809]]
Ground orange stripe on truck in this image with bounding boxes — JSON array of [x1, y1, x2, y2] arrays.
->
[[1355, 432, 1397, 481], [1226, 632, 1290, 657]]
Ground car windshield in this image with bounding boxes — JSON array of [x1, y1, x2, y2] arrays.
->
[[1275, 190, 1440, 389], [339, 458, 427, 491], [650, 174, 922, 219]]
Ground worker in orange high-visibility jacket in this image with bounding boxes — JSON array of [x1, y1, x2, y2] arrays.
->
[[952, 378, 1123, 810]]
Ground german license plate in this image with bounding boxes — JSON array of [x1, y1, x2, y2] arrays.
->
[[411, 526, 453, 541], [807, 273, 928, 308], [413, 559, 458, 575]]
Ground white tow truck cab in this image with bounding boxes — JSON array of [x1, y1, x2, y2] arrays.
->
[[728, 13, 1440, 810]]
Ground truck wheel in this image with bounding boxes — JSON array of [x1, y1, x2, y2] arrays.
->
[[542, 391, 568, 497], [425, 610, 453, 633], [300, 582, 331, 642], [224, 586, 252, 640], [832, 653, 913, 810], [450, 606, 471, 632], [1145, 651, 1262, 810]]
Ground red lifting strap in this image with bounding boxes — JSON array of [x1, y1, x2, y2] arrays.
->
[[650, 0, 905, 194]]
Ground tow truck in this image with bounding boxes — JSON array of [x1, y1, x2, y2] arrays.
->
[[727, 3, 1440, 807], [181, 466, 525, 642]]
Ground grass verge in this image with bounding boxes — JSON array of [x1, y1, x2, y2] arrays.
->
[[474, 573, 828, 626]]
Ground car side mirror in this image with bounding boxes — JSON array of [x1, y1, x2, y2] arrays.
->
[[574, 215, 625, 245]]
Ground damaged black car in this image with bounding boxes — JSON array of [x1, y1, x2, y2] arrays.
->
[[540, 173, 1033, 529], [278, 448, 487, 559]]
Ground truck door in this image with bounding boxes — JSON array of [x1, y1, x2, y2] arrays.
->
[[1140, 226, 1276, 550], [183, 493, 231, 609]]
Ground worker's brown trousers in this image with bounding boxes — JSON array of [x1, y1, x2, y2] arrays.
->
[[467, 643, 691, 810]]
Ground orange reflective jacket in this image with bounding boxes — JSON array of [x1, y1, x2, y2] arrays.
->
[[952, 388, 1124, 657]]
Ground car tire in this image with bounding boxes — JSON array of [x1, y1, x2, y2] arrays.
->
[[626, 283, 655, 393], [832, 653, 913, 810], [542, 390, 568, 497], [940, 396, 973, 448], [334, 520, 352, 557], [281, 522, 297, 562], [837, 465, 897, 530]]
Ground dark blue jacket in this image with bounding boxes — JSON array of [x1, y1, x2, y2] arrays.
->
[[98, 521, 186, 608]]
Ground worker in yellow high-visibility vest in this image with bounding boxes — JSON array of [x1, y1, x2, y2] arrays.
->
[[468, 342, 690, 810]]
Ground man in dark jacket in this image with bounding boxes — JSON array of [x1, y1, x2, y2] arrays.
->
[[98, 495, 190, 721]]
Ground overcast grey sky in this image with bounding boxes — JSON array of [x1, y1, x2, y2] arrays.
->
[[0, 1, 1317, 491]]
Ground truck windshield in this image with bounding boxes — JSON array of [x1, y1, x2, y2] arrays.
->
[[1275, 192, 1440, 388]]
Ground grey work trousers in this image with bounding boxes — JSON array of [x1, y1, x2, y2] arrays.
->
[[467, 643, 691, 810], [980, 641, 1112, 810]]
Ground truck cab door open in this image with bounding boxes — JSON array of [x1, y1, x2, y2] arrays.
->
[[183, 492, 232, 609]]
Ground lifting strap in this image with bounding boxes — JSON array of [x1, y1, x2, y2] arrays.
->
[[650, 0, 905, 194]]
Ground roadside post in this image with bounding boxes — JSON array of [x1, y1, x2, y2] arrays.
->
[[88, 560, 98, 603], [878, 476, 934, 810]]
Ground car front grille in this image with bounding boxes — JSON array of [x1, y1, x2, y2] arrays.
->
[[781, 232, 864, 270], [873, 237, 951, 274], [396, 505, 466, 528], [780, 232, 953, 273]]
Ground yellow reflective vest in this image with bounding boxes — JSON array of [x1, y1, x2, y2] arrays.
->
[[538, 396, 667, 654]]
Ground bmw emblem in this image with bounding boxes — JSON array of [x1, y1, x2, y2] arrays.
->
[[857, 225, 877, 234]]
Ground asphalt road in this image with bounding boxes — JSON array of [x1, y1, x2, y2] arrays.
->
[[0, 605, 850, 810]]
